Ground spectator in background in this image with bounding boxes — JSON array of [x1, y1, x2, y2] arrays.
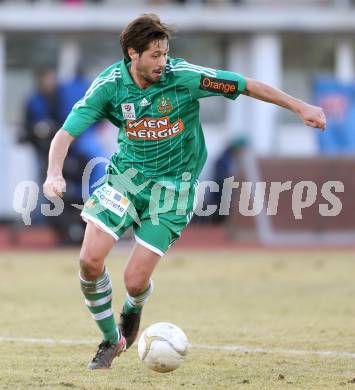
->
[[22, 67, 60, 183], [58, 66, 109, 193], [211, 136, 248, 223], [20, 66, 60, 227], [53, 66, 110, 244], [314, 77, 355, 153], [52, 66, 108, 244], [21, 66, 103, 245]]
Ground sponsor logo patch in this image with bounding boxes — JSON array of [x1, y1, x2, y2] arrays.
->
[[93, 185, 130, 217], [121, 103, 136, 120], [199, 76, 238, 95], [157, 97, 173, 115], [125, 116, 184, 141]]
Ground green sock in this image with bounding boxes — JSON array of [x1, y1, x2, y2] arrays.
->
[[80, 267, 120, 343], [123, 280, 154, 315]]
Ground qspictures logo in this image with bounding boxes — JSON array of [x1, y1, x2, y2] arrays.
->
[[199, 76, 238, 95], [125, 116, 184, 140]]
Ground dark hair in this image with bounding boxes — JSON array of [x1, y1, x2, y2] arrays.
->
[[120, 14, 175, 60]]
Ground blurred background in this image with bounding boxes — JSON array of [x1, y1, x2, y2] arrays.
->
[[0, 0, 355, 248]]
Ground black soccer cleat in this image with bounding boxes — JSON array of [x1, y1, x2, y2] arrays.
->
[[88, 335, 126, 370], [119, 308, 142, 349]]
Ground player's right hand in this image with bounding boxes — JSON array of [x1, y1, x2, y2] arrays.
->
[[297, 102, 327, 131], [43, 175, 66, 198]]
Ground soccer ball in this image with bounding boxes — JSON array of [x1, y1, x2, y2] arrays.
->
[[138, 322, 189, 373]]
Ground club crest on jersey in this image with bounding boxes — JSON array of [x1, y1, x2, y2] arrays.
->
[[157, 97, 173, 115], [121, 103, 136, 120]]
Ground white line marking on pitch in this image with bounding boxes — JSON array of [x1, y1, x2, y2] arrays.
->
[[0, 336, 96, 345], [193, 344, 355, 359], [1, 336, 355, 359]]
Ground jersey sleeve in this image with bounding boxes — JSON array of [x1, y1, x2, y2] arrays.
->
[[62, 74, 112, 137], [173, 60, 247, 101]]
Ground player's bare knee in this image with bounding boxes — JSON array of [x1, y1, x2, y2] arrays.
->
[[126, 284, 147, 297], [79, 254, 103, 280], [124, 273, 148, 297]]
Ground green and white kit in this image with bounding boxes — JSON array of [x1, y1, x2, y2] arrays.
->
[[63, 57, 246, 255]]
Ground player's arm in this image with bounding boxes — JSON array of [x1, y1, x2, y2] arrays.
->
[[243, 78, 326, 131], [43, 129, 74, 197]]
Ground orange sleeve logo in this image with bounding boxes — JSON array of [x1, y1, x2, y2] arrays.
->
[[199, 76, 238, 95]]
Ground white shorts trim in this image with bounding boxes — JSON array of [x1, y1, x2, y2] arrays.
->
[[81, 211, 119, 241], [134, 234, 165, 257]]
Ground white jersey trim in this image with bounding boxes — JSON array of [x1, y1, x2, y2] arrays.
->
[[167, 62, 217, 77], [74, 69, 121, 109]]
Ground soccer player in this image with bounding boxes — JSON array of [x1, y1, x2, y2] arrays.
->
[[43, 14, 326, 369]]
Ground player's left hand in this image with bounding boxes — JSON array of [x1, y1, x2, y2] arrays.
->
[[298, 103, 326, 131]]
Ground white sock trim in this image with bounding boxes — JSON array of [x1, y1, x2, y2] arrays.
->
[[85, 294, 113, 307], [79, 266, 109, 285], [126, 280, 154, 307], [92, 308, 113, 321], [134, 234, 164, 257]]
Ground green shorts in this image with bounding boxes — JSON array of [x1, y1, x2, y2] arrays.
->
[[81, 165, 199, 256]]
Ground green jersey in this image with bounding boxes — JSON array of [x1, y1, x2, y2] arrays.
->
[[63, 57, 246, 182]]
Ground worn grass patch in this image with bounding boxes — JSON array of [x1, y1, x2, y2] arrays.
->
[[1, 249, 354, 389]]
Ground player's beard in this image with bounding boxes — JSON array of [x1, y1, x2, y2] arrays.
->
[[137, 64, 163, 85]]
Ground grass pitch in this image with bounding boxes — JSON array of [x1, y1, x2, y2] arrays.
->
[[1, 248, 355, 389]]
